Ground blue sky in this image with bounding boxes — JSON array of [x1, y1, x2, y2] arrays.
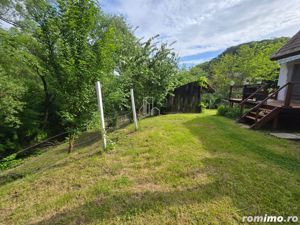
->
[[100, 0, 300, 67]]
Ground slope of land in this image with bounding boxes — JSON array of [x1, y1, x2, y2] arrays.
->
[[0, 110, 299, 224]]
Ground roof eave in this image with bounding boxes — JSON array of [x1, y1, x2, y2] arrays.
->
[[270, 50, 300, 61]]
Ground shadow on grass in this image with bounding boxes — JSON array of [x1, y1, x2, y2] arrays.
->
[[183, 115, 300, 174], [31, 182, 222, 225], [0, 132, 101, 187], [73, 131, 101, 149], [182, 114, 300, 217], [30, 155, 299, 224], [0, 173, 25, 186], [9, 115, 300, 224]]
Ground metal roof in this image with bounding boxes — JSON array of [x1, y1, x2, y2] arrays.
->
[[271, 30, 300, 61]]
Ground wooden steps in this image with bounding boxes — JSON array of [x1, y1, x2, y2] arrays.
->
[[238, 105, 281, 129]]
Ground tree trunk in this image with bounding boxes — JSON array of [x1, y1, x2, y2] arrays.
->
[[35, 66, 52, 129], [68, 135, 75, 153]]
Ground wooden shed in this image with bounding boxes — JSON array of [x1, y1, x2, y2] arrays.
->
[[164, 81, 213, 113]]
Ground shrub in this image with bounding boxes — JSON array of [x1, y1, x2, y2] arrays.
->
[[217, 105, 241, 119], [0, 154, 21, 171], [201, 93, 221, 109], [199, 102, 207, 112], [217, 105, 227, 116]]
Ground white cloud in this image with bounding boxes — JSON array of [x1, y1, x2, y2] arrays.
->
[[102, 0, 300, 60], [180, 58, 207, 65]]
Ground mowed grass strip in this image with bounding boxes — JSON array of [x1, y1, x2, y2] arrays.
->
[[0, 110, 299, 224]]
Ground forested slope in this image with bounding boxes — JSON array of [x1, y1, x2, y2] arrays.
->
[[179, 37, 289, 108]]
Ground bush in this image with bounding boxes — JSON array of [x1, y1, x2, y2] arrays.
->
[[217, 105, 227, 116], [201, 93, 221, 109], [0, 154, 21, 171], [199, 102, 207, 112], [217, 105, 241, 119]]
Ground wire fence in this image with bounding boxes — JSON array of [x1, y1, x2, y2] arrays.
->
[[14, 111, 134, 158], [14, 131, 69, 158], [105, 111, 133, 132], [16, 96, 160, 158]]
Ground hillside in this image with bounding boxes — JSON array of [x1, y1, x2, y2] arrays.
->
[[197, 37, 289, 72], [0, 111, 299, 224], [220, 37, 289, 58], [184, 37, 291, 105]]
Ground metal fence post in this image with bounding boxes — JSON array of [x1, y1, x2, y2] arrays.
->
[[130, 88, 138, 131], [96, 81, 107, 149]]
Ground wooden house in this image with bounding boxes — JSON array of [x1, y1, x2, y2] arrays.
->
[[164, 81, 214, 113], [229, 31, 300, 129]]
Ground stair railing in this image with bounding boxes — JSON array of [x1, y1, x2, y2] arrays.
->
[[239, 84, 267, 114], [239, 82, 291, 121], [228, 84, 244, 107]]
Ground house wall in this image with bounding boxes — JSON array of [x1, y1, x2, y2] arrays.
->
[[291, 63, 300, 101], [277, 63, 294, 101]]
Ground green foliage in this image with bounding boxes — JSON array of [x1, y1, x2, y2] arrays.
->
[[177, 64, 209, 85], [217, 105, 241, 119], [0, 0, 179, 155], [121, 37, 179, 107], [199, 101, 207, 112], [0, 28, 45, 157], [0, 154, 21, 170], [201, 93, 220, 109], [182, 38, 289, 109], [198, 76, 208, 88], [217, 105, 228, 116], [51, 0, 99, 143], [0, 72, 25, 157], [0, 72, 26, 128], [180, 38, 288, 111], [1, 0, 286, 156], [208, 38, 288, 98], [198, 76, 217, 110]]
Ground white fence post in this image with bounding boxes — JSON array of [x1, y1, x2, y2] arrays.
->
[[130, 88, 138, 131], [96, 81, 107, 149]]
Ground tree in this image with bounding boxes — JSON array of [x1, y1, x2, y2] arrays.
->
[[0, 28, 45, 157], [0, 0, 180, 155], [48, 0, 98, 152], [0, 70, 26, 157], [206, 38, 288, 100], [120, 36, 179, 107]]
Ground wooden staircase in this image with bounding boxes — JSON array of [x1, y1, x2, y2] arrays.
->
[[238, 105, 281, 129], [236, 82, 300, 129], [237, 83, 292, 129]]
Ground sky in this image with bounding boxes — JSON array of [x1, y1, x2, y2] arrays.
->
[[101, 0, 300, 67]]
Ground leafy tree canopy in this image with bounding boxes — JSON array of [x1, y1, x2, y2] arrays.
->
[[0, 0, 179, 155]]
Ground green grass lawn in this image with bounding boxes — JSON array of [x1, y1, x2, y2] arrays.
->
[[0, 110, 299, 224]]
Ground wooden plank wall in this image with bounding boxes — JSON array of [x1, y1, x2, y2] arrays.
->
[[165, 82, 201, 113]]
